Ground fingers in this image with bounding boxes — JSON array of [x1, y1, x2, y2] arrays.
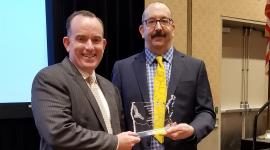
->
[[128, 132, 141, 144], [127, 131, 139, 137], [125, 131, 140, 143], [165, 122, 181, 133], [164, 123, 195, 140], [117, 131, 141, 150]]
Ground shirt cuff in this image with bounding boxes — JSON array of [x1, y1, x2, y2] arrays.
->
[[116, 136, 119, 150], [185, 130, 197, 142]]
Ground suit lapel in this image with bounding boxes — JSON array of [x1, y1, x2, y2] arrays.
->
[[132, 52, 149, 102], [97, 75, 120, 134], [62, 58, 108, 132], [75, 76, 108, 132], [168, 50, 185, 98]]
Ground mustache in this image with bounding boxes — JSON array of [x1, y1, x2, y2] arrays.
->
[[151, 31, 166, 38]]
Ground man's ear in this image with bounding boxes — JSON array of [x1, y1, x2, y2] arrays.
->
[[63, 36, 70, 52], [102, 38, 107, 49], [172, 24, 175, 36], [139, 25, 145, 38]]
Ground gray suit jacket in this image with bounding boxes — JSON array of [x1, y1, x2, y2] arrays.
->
[[112, 49, 216, 150], [31, 57, 123, 150]]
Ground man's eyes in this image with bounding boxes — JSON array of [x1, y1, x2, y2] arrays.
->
[[77, 36, 87, 42], [92, 37, 102, 43], [147, 20, 156, 24], [76, 36, 102, 43]]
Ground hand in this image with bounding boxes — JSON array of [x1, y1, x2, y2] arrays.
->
[[117, 131, 140, 150], [164, 122, 194, 140]]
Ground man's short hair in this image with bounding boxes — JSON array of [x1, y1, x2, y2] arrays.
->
[[66, 10, 104, 36]]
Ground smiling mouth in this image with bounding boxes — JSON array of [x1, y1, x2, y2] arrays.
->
[[153, 36, 164, 39], [83, 54, 95, 59], [152, 36, 166, 42]]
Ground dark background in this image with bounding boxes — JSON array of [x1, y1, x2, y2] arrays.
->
[[0, 0, 144, 149]]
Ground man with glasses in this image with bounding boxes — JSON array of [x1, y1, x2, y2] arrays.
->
[[112, 2, 215, 150]]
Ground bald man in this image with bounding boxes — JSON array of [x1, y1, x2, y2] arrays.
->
[[112, 2, 215, 150]]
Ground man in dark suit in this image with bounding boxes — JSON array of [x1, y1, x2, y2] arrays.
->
[[31, 10, 140, 150], [112, 2, 216, 150]]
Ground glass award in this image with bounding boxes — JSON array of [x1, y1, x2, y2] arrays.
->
[[130, 95, 176, 137]]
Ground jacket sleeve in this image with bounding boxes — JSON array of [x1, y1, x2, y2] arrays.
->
[[189, 61, 216, 142]]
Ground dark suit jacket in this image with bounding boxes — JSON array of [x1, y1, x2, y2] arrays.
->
[[31, 57, 123, 150], [112, 49, 216, 150]]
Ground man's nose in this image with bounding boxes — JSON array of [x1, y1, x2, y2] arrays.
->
[[85, 40, 94, 49], [154, 21, 162, 30]]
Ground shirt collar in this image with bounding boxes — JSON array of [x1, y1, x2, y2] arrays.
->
[[76, 67, 97, 83], [145, 47, 174, 65]]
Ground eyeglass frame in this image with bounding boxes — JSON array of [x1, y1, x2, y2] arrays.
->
[[142, 18, 174, 27]]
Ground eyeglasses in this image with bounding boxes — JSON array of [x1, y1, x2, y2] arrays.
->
[[143, 18, 173, 27]]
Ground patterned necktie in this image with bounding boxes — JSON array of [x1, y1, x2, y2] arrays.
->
[[89, 77, 113, 134], [153, 56, 167, 144]]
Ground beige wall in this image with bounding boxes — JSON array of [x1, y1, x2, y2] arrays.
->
[[192, 0, 222, 107], [222, 0, 266, 22], [192, 1, 221, 149]]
